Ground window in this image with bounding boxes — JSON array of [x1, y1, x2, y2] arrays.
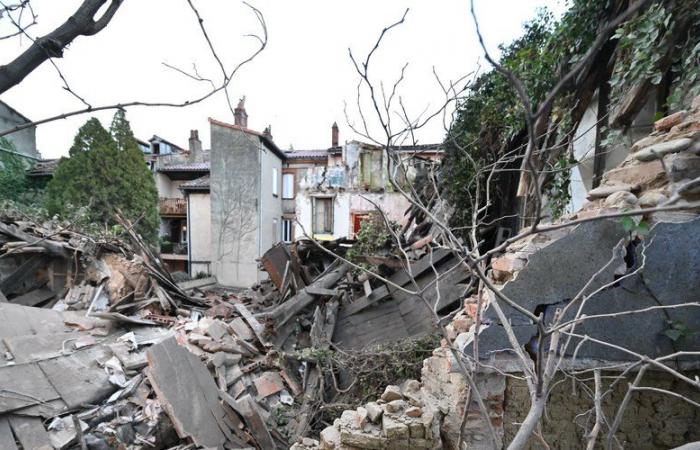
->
[[272, 218, 279, 243], [313, 197, 334, 234], [272, 167, 279, 196], [282, 218, 293, 243], [152, 143, 160, 155], [282, 173, 295, 199]]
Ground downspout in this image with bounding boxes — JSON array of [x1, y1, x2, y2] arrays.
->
[[258, 143, 263, 282], [186, 193, 192, 277]]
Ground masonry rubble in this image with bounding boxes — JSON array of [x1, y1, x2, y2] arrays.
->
[[0, 187, 470, 449], [294, 100, 700, 449]]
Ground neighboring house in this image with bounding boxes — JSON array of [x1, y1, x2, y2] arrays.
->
[[208, 100, 285, 287], [286, 134, 443, 241], [174, 100, 443, 287], [152, 131, 209, 273], [0, 101, 40, 160]]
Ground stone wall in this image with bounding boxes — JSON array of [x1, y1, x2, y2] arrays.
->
[[504, 371, 700, 449]]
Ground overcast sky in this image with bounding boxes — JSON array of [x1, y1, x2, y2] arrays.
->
[[0, 0, 565, 159]]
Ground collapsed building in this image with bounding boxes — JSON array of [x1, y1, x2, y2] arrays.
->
[[2, 101, 699, 449], [294, 99, 700, 450]]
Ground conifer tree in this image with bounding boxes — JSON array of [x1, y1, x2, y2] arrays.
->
[[46, 112, 159, 242]]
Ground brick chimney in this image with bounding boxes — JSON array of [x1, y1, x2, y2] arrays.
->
[[234, 97, 248, 128], [263, 125, 273, 141], [331, 122, 339, 147], [188, 129, 202, 161]]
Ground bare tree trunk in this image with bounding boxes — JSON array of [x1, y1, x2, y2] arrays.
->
[[0, 0, 123, 95]]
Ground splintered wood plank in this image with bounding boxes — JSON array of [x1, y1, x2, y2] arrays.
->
[[0, 415, 19, 450], [8, 415, 52, 450], [147, 337, 233, 449]]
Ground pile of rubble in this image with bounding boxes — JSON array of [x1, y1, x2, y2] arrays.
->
[[295, 382, 439, 450], [583, 96, 700, 219], [293, 104, 700, 449], [0, 207, 470, 449]]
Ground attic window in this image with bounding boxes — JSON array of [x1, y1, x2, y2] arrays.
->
[[152, 143, 160, 155]]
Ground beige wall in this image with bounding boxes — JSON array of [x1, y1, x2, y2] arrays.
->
[[187, 192, 211, 276], [155, 172, 186, 198]]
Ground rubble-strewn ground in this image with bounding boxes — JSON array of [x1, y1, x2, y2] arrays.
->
[[295, 100, 700, 450]]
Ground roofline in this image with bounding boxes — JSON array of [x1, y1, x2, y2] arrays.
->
[[149, 135, 186, 152], [180, 185, 210, 192], [157, 166, 209, 173], [0, 100, 32, 124], [209, 117, 286, 160]]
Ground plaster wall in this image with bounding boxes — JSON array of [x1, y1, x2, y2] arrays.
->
[[209, 124, 260, 287], [0, 102, 38, 158], [155, 173, 186, 198], [259, 146, 283, 252], [188, 192, 211, 276]]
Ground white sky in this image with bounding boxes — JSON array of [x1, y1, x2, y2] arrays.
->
[[0, 0, 565, 159]]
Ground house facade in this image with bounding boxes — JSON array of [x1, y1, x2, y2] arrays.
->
[[163, 101, 444, 287], [0, 101, 40, 160]]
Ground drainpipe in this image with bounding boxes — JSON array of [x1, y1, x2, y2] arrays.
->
[[186, 193, 192, 277], [257, 144, 263, 282]]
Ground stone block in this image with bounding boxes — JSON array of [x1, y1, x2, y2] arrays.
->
[[693, 94, 700, 111], [654, 110, 686, 132], [386, 440, 411, 450], [586, 183, 635, 200], [401, 379, 420, 394], [340, 429, 387, 449], [634, 138, 692, 162], [320, 426, 341, 450], [407, 419, 425, 438], [638, 190, 668, 207], [602, 161, 665, 191], [409, 438, 434, 448], [381, 385, 403, 402], [664, 152, 700, 182], [406, 406, 423, 417], [365, 402, 383, 423], [603, 191, 638, 208], [382, 415, 409, 440], [385, 400, 406, 413]]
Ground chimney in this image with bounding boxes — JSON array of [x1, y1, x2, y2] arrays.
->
[[331, 122, 339, 147], [234, 96, 248, 128], [263, 125, 273, 141], [188, 129, 202, 161]]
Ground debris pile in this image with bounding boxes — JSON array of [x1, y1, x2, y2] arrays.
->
[[300, 105, 700, 449], [582, 96, 700, 221], [0, 208, 470, 449]]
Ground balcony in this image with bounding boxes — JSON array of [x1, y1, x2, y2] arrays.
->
[[159, 197, 186, 216]]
